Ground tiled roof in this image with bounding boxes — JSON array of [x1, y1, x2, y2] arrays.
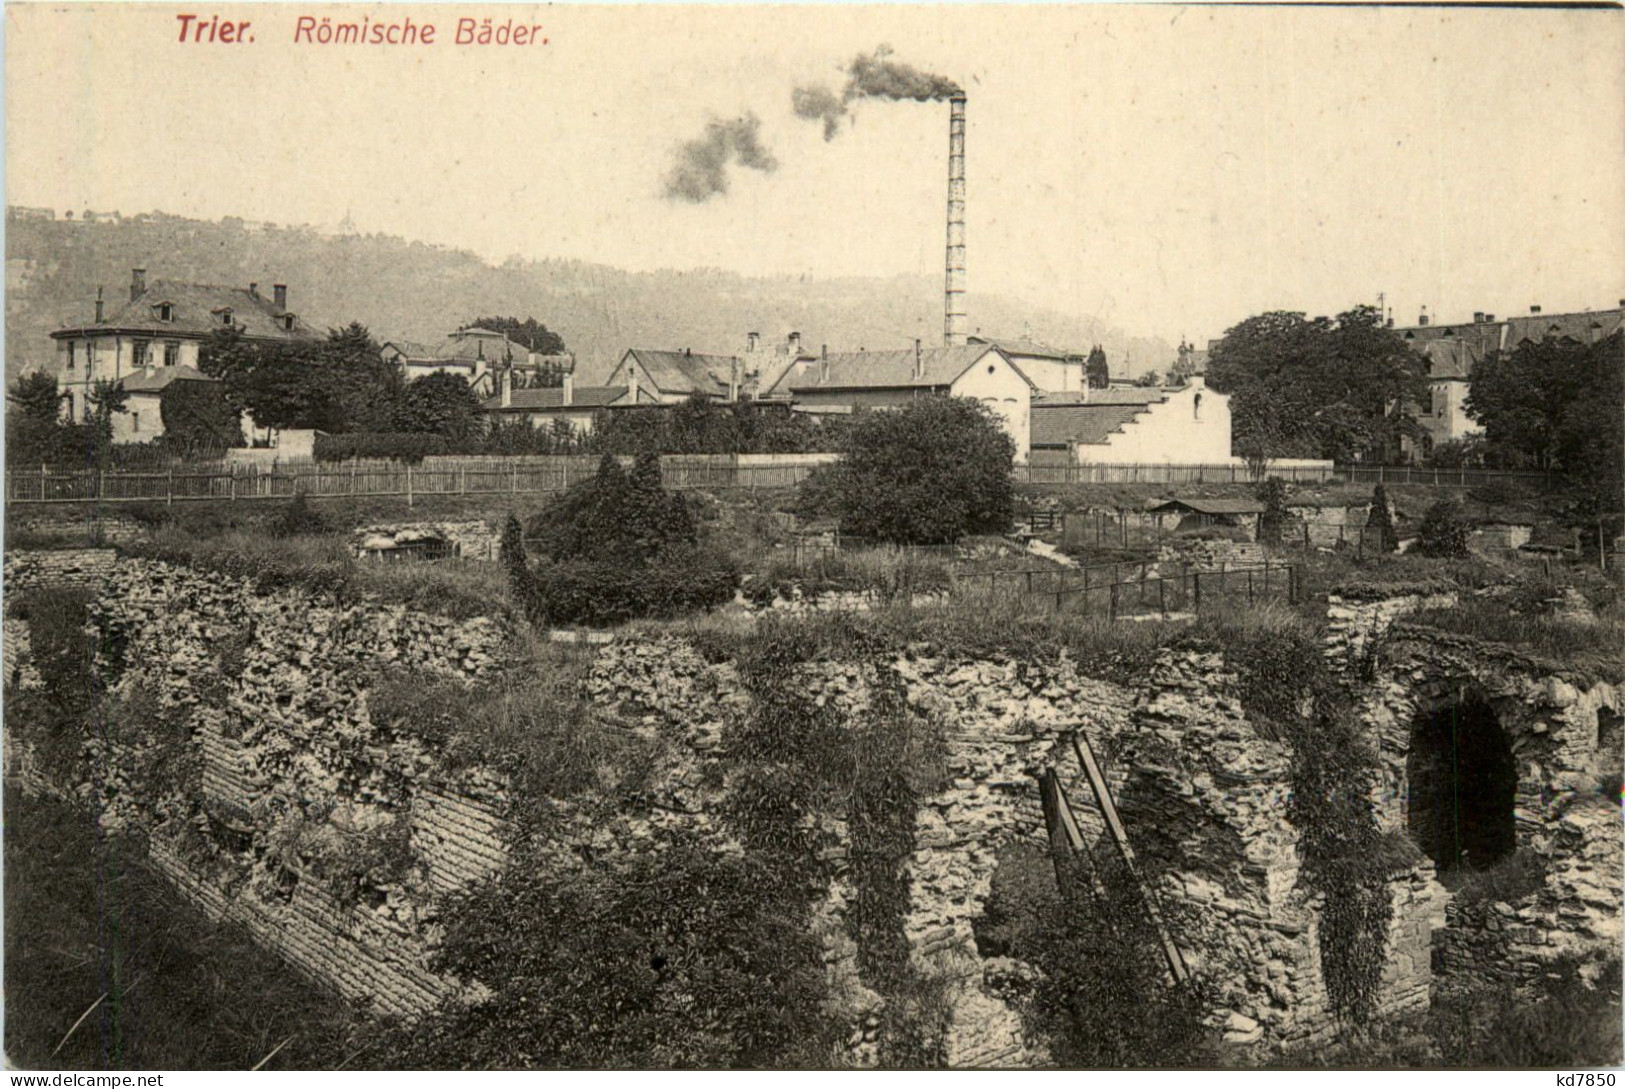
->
[[1503, 308, 1624, 348], [398, 330, 533, 365], [967, 335, 1075, 360], [1030, 402, 1153, 446], [1147, 497, 1266, 516], [788, 344, 1029, 391], [118, 364, 217, 393], [481, 386, 627, 412], [626, 349, 741, 396], [52, 281, 322, 343], [1034, 388, 1166, 407], [1417, 339, 1482, 380]]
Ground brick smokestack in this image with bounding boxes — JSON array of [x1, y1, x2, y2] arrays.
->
[[944, 95, 968, 347]]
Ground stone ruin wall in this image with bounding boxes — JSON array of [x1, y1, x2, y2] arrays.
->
[[1363, 630, 1622, 994], [4, 546, 119, 594], [6, 551, 1615, 1062]]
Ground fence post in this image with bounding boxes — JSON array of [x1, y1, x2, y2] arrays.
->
[[167, 469, 174, 507], [229, 473, 236, 502], [406, 464, 414, 508], [1110, 581, 1118, 622], [1193, 572, 1202, 613]]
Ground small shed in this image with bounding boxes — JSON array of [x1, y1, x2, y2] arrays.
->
[[1146, 496, 1266, 536]]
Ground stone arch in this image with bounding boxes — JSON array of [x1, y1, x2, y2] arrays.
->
[[1405, 690, 1518, 873]]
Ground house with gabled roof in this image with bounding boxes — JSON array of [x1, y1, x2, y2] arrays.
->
[[1029, 377, 1231, 466], [49, 268, 322, 439], [478, 370, 630, 434], [605, 347, 750, 404], [766, 340, 1038, 461], [380, 327, 572, 398], [967, 334, 1086, 393]]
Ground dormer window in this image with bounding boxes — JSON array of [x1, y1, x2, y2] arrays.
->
[[155, 302, 174, 322], [281, 314, 296, 332], [217, 307, 234, 326]]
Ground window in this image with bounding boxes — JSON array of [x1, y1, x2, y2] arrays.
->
[[66, 342, 76, 371], [219, 308, 233, 326], [157, 302, 174, 322], [164, 342, 180, 367], [282, 314, 296, 332], [131, 412, 140, 433], [132, 340, 150, 368]]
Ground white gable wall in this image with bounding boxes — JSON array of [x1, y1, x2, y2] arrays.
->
[[949, 349, 1033, 463], [1073, 378, 1232, 465]]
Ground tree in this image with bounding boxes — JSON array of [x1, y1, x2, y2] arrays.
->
[[1085, 346, 1109, 389], [200, 322, 401, 434], [393, 373, 482, 440], [9, 372, 63, 425], [1368, 484, 1399, 553], [1135, 370, 1162, 388], [801, 396, 1015, 544], [1207, 306, 1429, 464], [158, 380, 244, 453], [1467, 333, 1603, 472], [467, 316, 568, 358]]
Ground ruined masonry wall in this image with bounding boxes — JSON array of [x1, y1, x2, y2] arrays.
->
[[5, 547, 119, 594], [1324, 589, 1458, 672]]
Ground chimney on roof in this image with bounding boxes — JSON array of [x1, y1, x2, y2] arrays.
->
[[1385, 316, 1394, 328], [1473, 311, 1485, 324], [1530, 304, 1542, 314], [130, 268, 146, 302], [820, 351, 831, 384], [1417, 307, 1429, 327], [747, 331, 760, 354], [914, 338, 925, 380], [94, 287, 104, 324], [500, 365, 512, 409], [729, 357, 741, 403], [788, 331, 802, 357], [562, 369, 574, 406], [273, 284, 288, 311], [249, 282, 259, 299]]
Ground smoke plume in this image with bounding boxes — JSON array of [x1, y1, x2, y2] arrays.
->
[[792, 84, 846, 142], [793, 45, 962, 141], [662, 113, 779, 203]]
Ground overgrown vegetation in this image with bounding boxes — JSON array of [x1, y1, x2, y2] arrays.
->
[[978, 842, 1216, 1067], [502, 454, 739, 627], [3, 792, 359, 1070], [797, 396, 1014, 545], [1415, 497, 1472, 558]]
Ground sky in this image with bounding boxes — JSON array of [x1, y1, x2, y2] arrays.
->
[[6, 2, 1624, 343]]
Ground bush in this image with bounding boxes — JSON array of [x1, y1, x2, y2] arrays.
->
[[1255, 476, 1291, 545], [1416, 498, 1472, 558], [374, 832, 838, 1068], [800, 397, 1015, 545], [517, 548, 739, 628], [271, 492, 332, 538], [528, 453, 695, 563]]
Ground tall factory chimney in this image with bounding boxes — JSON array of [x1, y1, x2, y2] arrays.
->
[[944, 95, 968, 347]]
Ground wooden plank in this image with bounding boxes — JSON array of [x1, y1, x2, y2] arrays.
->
[[1068, 733, 1190, 984]]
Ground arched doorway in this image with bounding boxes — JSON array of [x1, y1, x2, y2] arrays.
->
[[1406, 693, 1517, 872]]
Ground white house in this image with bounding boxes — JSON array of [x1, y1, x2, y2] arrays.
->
[[768, 341, 1037, 462], [477, 370, 630, 433], [1028, 376, 1231, 465], [49, 269, 321, 439], [380, 327, 571, 398], [967, 335, 1086, 393]]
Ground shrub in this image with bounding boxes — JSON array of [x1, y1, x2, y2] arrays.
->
[[1255, 476, 1291, 545], [528, 453, 695, 563], [800, 397, 1015, 545], [271, 492, 332, 538], [517, 548, 739, 628], [375, 832, 838, 1069], [1416, 497, 1473, 558], [1452, 848, 1547, 909]]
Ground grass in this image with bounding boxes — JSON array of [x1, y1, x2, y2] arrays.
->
[[125, 527, 513, 620], [3, 789, 362, 1070], [1449, 848, 1548, 908], [1402, 592, 1625, 680]]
